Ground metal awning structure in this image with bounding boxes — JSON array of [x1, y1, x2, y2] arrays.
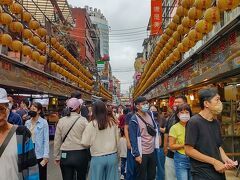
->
[[20, 0, 75, 26]]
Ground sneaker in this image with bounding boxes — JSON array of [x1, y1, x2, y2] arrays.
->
[[120, 175, 124, 180]]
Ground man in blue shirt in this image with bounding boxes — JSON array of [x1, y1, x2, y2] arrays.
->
[[0, 88, 23, 125]]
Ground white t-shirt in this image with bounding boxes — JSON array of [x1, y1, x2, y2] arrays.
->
[[118, 137, 127, 158], [0, 133, 19, 180]]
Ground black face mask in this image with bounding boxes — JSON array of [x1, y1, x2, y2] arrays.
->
[[152, 112, 158, 119], [28, 111, 37, 118]]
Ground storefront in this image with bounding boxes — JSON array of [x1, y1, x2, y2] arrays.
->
[[145, 23, 240, 160]]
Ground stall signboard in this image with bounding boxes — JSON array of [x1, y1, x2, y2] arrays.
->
[[0, 58, 92, 100], [145, 30, 240, 99]]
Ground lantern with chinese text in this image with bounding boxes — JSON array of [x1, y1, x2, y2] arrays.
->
[[50, 37, 57, 45], [173, 48, 181, 59], [176, 6, 188, 17], [204, 7, 221, 23], [168, 37, 178, 47], [182, 17, 196, 28], [29, 20, 40, 30], [37, 42, 47, 51], [188, 29, 203, 41], [1, 33, 12, 46], [168, 21, 178, 30], [37, 28, 47, 37], [22, 45, 32, 56], [162, 47, 169, 56], [55, 53, 60, 62], [0, 0, 13, 5], [38, 55, 46, 64], [188, 7, 203, 20], [181, 0, 195, 8], [177, 25, 189, 35], [162, 34, 170, 41], [53, 42, 60, 49], [1, 13, 13, 25], [173, 14, 181, 24], [165, 42, 172, 51], [11, 40, 22, 52], [177, 43, 189, 53], [182, 36, 196, 48], [173, 31, 180, 40], [22, 11, 32, 23], [58, 45, 64, 52], [165, 28, 174, 36], [30, 36, 41, 46], [9, 21, 23, 33], [217, 0, 240, 11], [31, 51, 40, 61], [196, 19, 213, 34], [9, 3, 23, 14], [194, 0, 212, 10], [49, 50, 57, 58]]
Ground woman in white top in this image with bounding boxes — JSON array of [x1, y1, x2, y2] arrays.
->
[[82, 100, 119, 180], [54, 98, 89, 180]]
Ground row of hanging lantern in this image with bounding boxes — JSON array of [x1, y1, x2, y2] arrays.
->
[[134, 0, 240, 98], [48, 62, 92, 91], [100, 85, 112, 100], [49, 49, 93, 85], [0, 0, 93, 91]]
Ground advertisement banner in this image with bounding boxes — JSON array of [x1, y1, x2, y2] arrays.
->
[[151, 0, 162, 36]]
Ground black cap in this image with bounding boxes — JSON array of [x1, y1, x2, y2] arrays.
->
[[134, 96, 147, 105]]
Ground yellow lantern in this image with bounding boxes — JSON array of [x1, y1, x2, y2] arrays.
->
[[162, 34, 170, 41], [55, 53, 60, 62], [177, 43, 189, 53], [48, 62, 57, 71], [188, 29, 203, 41], [194, 0, 212, 10], [49, 50, 57, 58], [181, 0, 195, 8], [177, 25, 189, 35], [176, 6, 188, 17], [173, 48, 181, 59], [37, 28, 47, 37], [29, 20, 40, 30], [217, 0, 240, 11], [168, 22, 178, 30], [168, 37, 178, 47], [182, 37, 196, 48], [30, 36, 41, 46], [172, 31, 180, 40], [58, 45, 64, 52], [11, 40, 22, 52], [182, 17, 196, 28], [188, 7, 203, 20], [1, 34, 12, 46], [22, 11, 32, 23], [162, 47, 169, 55], [1, 13, 13, 25], [165, 42, 172, 51], [9, 3, 23, 14], [38, 55, 47, 64], [31, 51, 40, 61], [9, 21, 23, 33], [196, 20, 213, 34], [54, 42, 60, 49], [0, 0, 13, 5], [173, 14, 181, 24], [204, 7, 221, 23], [37, 42, 47, 51], [22, 29, 33, 39], [165, 28, 174, 36], [22, 45, 32, 56]]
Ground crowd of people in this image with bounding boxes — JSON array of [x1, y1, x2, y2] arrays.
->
[[0, 87, 238, 180]]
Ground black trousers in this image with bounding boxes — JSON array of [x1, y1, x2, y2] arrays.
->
[[135, 152, 156, 180], [60, 149, 90, 180], [37, 158, 47, 180]]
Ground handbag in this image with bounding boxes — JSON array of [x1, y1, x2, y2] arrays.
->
[[0, 125, 17, 157], [137, 113, 156, 137]]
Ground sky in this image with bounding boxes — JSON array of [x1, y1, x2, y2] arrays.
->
[[68, 0, 150, 93]]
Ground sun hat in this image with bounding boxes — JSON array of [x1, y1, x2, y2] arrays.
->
[[67, 98, 81, 111], [0, 88, 9, 104]]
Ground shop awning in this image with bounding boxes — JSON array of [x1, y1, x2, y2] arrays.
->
[[20, 0, 75, 26]]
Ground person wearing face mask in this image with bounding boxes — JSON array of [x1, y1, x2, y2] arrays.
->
[[54, 98, 90, 180], [164, 95, 187, 180], [25, 102, 49, 180], [169, 104, 192, 180], [129, 96, 158, 180], [185, 88, 237, 180]]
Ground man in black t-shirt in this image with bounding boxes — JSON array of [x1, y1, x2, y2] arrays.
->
[[185, 88, 237, 180], [164, 95, 187, 180]]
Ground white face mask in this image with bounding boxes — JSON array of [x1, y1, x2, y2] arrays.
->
[[179, 114, 190, 122], [8, 103, 13, 110]]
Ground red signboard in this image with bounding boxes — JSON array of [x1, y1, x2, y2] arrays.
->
[[151, 0, 163, 36]]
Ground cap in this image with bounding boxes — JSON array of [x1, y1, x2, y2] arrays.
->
[[78, 99, 84, 106], [67, 98, 80, 111], [0, 88, 9, 104]]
